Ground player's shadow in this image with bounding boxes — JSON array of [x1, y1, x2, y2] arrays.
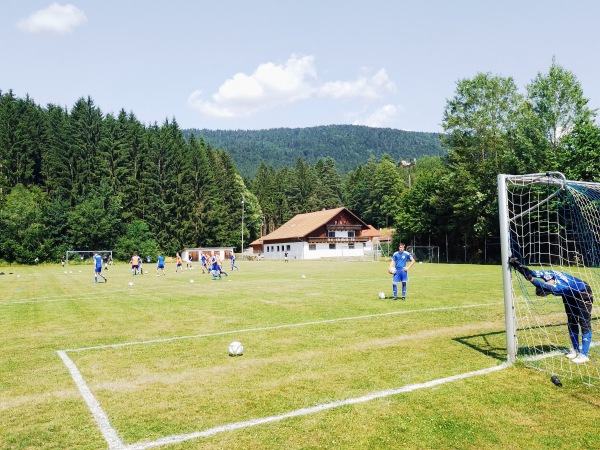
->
[[453, 330, 507, 361]]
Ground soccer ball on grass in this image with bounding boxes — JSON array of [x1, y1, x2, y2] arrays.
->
[[378, 292, 386, 299], [228, 341, 244, 356]]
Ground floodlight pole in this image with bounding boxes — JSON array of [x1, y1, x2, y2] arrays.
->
[[400, 158, 417, 189], [241, 196, 245, 254]]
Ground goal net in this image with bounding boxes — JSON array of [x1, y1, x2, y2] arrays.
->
[[66, 250, 113, 266], [498, 172, 599, 386], [407, 245, 439, 263]]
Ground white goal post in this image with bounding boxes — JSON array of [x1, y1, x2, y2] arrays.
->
[[66, 250, 113, 265], [498, 172, 599, 386]]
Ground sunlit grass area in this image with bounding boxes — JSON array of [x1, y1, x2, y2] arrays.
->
[[1, 260, 597, 449]]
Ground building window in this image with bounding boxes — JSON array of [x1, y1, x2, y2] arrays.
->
[[329, 243, 336, 250], [277, 245, 280, 252], [348, 231, 355, 238], [286, 245, 290, 251], [328, 230, 335, 238], [348, 243, 355, 249], [309, 244, 316, 251]]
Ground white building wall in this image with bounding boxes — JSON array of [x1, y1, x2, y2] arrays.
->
[[262, 241, 367, 260]]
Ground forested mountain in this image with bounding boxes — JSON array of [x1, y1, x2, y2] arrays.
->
[[184, 126, 444, 177]]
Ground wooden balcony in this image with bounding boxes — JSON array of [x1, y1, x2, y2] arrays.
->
[[307, 236, 369, 244], [326, 224, 362, 231]]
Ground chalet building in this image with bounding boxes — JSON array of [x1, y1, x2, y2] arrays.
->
[[249, 207, 372, 260]]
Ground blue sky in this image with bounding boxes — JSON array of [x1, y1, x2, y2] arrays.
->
[[2, 1, 600, 132]]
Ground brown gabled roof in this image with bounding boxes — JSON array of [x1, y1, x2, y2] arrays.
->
[[362, 225, 381, 238], [362, 226, 394, 242], [259, 207, 367, 242]]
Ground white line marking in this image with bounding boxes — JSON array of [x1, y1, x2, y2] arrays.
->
[[57, 302, 505, 448], [64, 302, 498, 352], [57, 351, 125, 450], [123, 363, 510, 450]]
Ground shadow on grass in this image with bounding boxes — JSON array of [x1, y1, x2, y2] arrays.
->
[[516, 344, 567, 357], [453, 330, 507, 361]]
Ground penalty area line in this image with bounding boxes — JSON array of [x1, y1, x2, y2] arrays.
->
[[57, 350, 125, 450], [123, 363, 510, 450]]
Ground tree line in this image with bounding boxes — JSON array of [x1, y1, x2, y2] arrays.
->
[[1, 59, 599, 264]]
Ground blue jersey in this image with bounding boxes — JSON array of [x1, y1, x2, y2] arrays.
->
[[93, 253, 103, 269], [531, 270, 588, 299], [392, 250, 413, 270], [157, 255, 165, 267]]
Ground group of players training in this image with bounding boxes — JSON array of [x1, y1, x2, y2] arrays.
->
[[92, 251, 240, 283]]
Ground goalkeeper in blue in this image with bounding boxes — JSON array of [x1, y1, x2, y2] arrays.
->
[[389, 243, 415, 301], [509, 257, 593, 364]]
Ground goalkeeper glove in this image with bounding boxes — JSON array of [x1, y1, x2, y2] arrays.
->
[[508, 257, 522, 269], [508, 257, 533, 279]]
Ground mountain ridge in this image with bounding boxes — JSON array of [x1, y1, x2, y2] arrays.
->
[[183, 124, 445, 177]]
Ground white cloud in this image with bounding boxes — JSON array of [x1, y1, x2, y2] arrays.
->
[[352, 104, 400, 128], [188, 55, 317, 118], [188, 56, 396, 120], [16, 3, 87, 35], [319, 69, 396, 100]]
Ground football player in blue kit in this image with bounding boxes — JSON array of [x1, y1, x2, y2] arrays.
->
[[93, 251, 107, 284], [389, 243, 415, 301], [509, 257, 593, 364]]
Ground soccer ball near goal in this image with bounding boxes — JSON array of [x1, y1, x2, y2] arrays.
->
[[378, 292, 386, 299], [228, 341, 243, 356]]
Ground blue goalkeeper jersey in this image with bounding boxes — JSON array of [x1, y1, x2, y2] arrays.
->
[[531, 270, 588, 299]]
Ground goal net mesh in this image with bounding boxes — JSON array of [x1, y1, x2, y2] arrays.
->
[[407, 246, 439, 263], [66, 250, 112, 265], [504, 173, 599, 386]]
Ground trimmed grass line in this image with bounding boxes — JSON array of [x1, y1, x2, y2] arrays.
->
[[1, 288, 194, 306], [123, 363, 510, 450], [56, 350, 125, 450], [63, 302, 500, 352]]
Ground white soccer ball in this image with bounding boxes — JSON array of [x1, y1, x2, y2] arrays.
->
[[378, 292, 386, 299], [301, 274, 306, 279], [128, 282, 133, 287], [388, 267, 397, 275], [189, 279, 194, 284], [228, 341, 243, 356]]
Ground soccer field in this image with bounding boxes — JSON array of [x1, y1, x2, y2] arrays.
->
[[0, 261, 597, 449]]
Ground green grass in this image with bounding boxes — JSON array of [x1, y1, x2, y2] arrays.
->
[[0, 261, 598, 449]]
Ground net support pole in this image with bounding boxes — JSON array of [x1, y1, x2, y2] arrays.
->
[[498, 174, 517, 363]]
